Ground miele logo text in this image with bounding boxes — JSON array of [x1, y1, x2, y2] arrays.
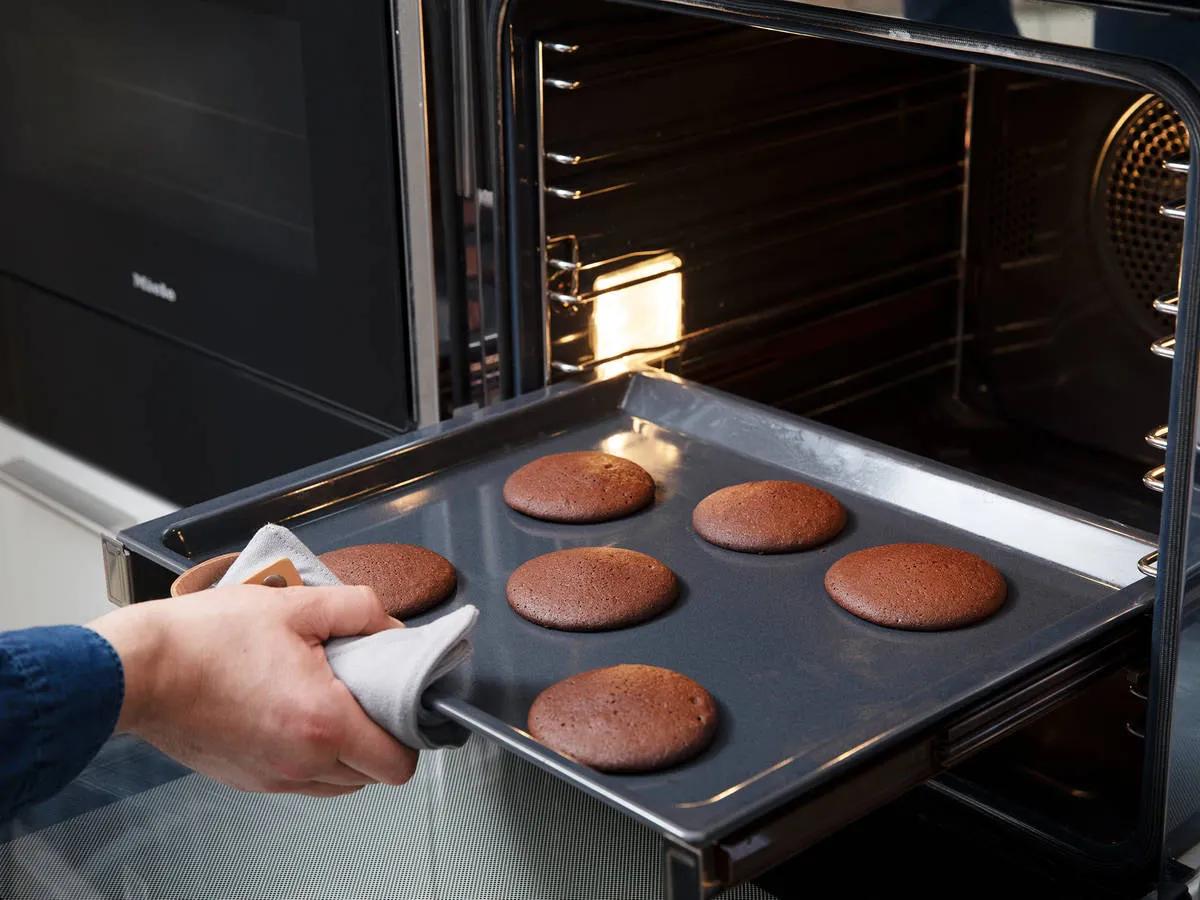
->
[[131, 272, 177, 303]]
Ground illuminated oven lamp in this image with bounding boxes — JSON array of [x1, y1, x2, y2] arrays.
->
[[590, 253, 684, 363]]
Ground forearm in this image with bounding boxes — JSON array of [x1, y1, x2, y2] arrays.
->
[[2, 586, 416, 818], [0, 626, 124, 821]]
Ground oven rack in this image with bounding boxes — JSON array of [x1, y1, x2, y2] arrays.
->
[[538, 29, 969, 378], [1142, 151, 1192, 579], [542, 87, 967, 219], [545, 29, 797, 92], [550, 258, 960, 375], [541, 135, 963, 371], [544, 165, 961, 306], [542, 17, 757, 70], [546, 244, 960, 373], [543, 68, 968, 176]]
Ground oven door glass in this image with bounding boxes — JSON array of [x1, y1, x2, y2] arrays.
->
[[0, 0, 411, 427]]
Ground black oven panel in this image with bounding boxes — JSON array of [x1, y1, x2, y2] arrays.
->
[[0, 0, 412, 428]]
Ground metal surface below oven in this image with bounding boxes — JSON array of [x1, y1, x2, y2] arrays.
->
[[116, 370, 1155, 895]]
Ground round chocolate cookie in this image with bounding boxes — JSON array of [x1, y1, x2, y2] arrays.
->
[[503, 451, 655, 523], [319, 543, 457, 619], [692, 480, 846, 553], [507, 547, 678, 631], [528, 664, 718, 772], [824, 542, 1006, 631]]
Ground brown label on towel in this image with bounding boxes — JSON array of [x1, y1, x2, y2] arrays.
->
[[242, 558, 303, 589]]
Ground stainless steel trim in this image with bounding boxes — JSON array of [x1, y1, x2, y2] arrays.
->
[[451, 0, 474, 196], [1147, 424, 1170, 451], [392, 0, 441, 426], [544, 42, 579, 54], [102, 536, 135, 607], [1144, 465, 1167, 493], [1152, 335, 1178, 359], [1138, 550, 1159, 579], [546, 152, 584, 165], [1154, 292, 1180, 316], [0, 458, 135, 537], [1165, 154, 1191, 174], [1161, 199, 1188, 221], [544, 77, 581, 91]]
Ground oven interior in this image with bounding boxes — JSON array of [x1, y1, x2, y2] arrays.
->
[[509, 0, 1188, 872], [527, 0, 1184, 535]]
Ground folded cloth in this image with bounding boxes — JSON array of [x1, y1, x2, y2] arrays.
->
[[219, 524, 342, 588], [217, 524, 478, 750]]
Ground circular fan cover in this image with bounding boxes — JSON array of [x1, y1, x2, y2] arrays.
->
[[1095, 96, 1189, 336]]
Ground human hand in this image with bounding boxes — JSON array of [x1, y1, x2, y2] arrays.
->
[[87, 584, 418, 797]]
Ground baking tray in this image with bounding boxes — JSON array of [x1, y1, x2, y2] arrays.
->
[[119, 370, 1155, 850]]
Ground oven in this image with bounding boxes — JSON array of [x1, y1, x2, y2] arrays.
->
[[102, 1, 1200, 897], [0, 0, 443, 503]]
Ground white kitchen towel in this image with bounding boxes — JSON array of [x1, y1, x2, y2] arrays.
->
[[217, 524, 478, 750]]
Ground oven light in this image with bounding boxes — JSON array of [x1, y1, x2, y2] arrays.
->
[[590, 253, 683, 362]]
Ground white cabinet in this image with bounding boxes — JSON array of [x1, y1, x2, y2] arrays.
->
[[0, 420, 176, 629]]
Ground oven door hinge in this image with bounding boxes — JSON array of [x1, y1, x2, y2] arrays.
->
[[102, 536, 134, 608]]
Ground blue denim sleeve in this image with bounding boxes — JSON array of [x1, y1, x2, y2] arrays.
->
[[0, 626, 124, 821]]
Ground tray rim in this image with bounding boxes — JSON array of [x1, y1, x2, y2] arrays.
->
[[122, 368, 1155, 581]]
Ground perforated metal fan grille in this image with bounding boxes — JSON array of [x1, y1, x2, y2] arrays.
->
[[0, 739, 773, 900], [989, 146, 1039, 261], [1098, 96, 1188, 323]]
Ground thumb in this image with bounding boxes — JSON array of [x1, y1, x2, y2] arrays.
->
[[288, 585, 401, 641]]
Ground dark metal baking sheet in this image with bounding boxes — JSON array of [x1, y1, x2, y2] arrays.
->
[[122, 371, 1155, 846]]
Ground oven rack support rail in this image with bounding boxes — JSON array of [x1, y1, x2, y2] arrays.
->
[[1143, 152, 1192, 580]]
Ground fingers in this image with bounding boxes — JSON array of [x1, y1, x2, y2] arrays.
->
[[287, 585, 400, 641], [338, 711, 420, 786], [315, 761, 378, 786], [271, 780, 366, 798]]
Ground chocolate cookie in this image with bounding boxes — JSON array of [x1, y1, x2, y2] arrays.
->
[[528, 664, 718, 772], [507, 547, 678, 631], [692, 480, 846, 553], [824, 542, 1006, 631], [319, 543, 457, 619], [503, 451, 655, 523]]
